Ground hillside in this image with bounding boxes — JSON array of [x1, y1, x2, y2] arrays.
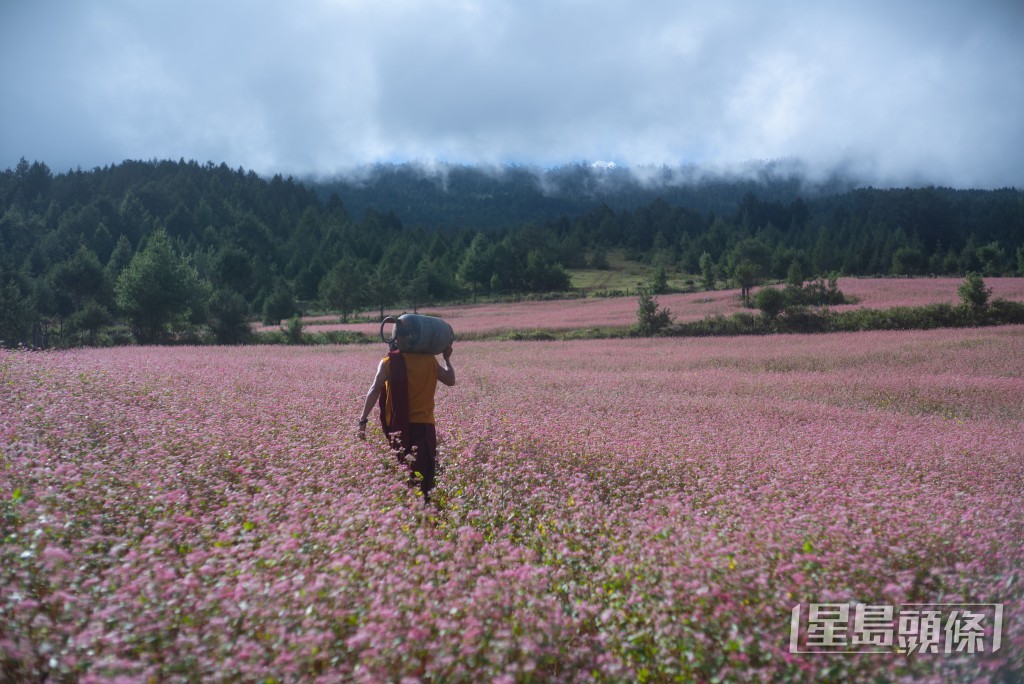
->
[[308, 160, 855, 230], [1, 158, 1023, 348]]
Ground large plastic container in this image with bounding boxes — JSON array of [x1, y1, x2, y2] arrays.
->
[[380, 314, 454, 355]]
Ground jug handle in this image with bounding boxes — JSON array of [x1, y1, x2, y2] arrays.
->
[[380, 316, 399, 345]]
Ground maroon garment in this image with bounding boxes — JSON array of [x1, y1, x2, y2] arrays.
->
[[378, 349, 409, 449], [404, 422, 437, 499], [377, 349, 437, 501]]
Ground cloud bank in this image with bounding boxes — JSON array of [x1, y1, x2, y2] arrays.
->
[[1, 0, 1022, 188]]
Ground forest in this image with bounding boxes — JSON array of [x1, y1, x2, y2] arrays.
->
[[1, 157, 1022, 347]]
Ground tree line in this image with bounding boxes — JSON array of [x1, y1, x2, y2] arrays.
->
[[1, 158, 1022, 347]]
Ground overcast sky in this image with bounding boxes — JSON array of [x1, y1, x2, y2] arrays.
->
[[2, 0, 1022, 188]]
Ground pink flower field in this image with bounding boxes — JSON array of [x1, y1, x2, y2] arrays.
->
[[2, 326, 1023, 681], [255, 277, 1024, 337], [832, 277, 1024, 313]]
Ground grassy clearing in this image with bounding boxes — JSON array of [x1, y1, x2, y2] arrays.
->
[[568, 250, 697, 294]]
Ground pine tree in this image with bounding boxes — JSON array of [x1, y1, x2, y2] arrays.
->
[[319, 255, 367, 323], [115, 230, 207, 343]]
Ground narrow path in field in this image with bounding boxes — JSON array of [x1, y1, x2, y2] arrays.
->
[[587, 268, 617, 291]]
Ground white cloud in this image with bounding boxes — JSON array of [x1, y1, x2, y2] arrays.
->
[[1, 0, 1021, 187]]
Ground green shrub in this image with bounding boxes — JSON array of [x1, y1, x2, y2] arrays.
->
[[783, 272, 848, 307], [754, 287, 787, 320], [957, 272, 991, 314], [987, 299, 1024, 325], [635, 288, 673, 336], [285, 315, 304, 344]]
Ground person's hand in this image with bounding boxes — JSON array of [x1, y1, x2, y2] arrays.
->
[[442, 345, 453, 361], [358, 418, 368, 440]]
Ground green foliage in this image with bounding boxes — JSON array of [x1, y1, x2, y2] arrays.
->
[[635, 288, 673, 336], [212, 246, 255, 295], [0, 280, 35, 347], [262, 284, 297, 326], [457, 233, 494, 295], [732, 261, 759, 304], [525, 250, 570, 292], [208, 289, 251, 345], [0, 242, 36, 348], [957, 272, 991, 313], [2, 158, 1023, 347], [105, 235, 134, 278], [661, 285, 1024, 340], [589, 247, 610, 270], [114, 230, 208, 343], [785, 258, 805, 288], [754, 287, 787, 320], [989, 298, 1024, 325], [64, 301, 113, 346], [783, 273, 847, 307], [405, 261, 431, 313], [46, 246, 114, 333], [891, 246, 925, 275], [699, 252, 716, 291], [285, 315, 304, 344], [319, 255, 367, 323], [975, 241, 1005, 275], [669, 312, 769, 337], [649, 264, 669, 295]]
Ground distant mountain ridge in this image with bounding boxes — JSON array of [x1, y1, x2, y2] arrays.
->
[[307, 161, 861, 230]]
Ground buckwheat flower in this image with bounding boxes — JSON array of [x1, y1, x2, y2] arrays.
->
[[882, 582, 903, 597], [41, 545, 74, 570]]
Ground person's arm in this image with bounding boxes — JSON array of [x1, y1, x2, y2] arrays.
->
[[358, 359, 388, 437], [437, 345, 455, 387]]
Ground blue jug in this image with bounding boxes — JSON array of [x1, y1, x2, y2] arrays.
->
[[380, 314, 454, 355]]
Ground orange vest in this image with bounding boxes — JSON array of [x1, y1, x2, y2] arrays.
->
[[383, 352, 439, 424]]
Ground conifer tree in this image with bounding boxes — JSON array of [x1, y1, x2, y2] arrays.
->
[[115, 230, 207, 343]]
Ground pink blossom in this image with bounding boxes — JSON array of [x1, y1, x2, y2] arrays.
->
[[253, 276, 1024, 335], [0, 324, 1021, 681]]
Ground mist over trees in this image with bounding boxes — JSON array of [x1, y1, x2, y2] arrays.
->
[[1, 157, 1022, 347]]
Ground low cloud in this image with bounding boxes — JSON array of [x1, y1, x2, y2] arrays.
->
[[1, 0, 1021, 188]]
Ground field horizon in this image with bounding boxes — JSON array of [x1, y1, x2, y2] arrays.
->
[[255, 275, 1024, 339]]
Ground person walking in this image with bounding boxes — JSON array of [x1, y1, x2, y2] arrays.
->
[[358, 325, 455, 503]]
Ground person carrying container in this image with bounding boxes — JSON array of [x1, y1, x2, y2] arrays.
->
[[358, 314, 455, 503]]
